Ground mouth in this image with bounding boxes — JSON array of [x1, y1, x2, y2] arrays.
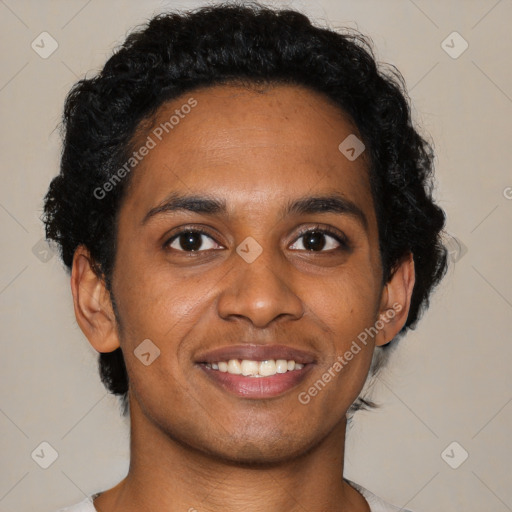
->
[[203, 358, 305, 376], [195, 344, 315, 399]]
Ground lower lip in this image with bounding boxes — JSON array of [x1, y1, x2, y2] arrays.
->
[[197, 364, 313, 399]]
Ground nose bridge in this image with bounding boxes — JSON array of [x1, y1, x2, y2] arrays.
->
[[216, 239, 304, 327]]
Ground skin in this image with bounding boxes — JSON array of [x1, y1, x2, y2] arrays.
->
[[71, 83, 415, 512]]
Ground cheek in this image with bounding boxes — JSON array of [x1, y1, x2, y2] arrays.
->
[[113, 250, 208, 342], [303, 279, 379, 417], [301, 265, 381, 401], [307, 265, 381, 342]]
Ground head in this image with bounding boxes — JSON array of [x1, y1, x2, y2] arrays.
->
[[43, 2, 447, 462]]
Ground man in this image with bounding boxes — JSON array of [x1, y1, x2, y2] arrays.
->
[[44, 3, 447, 511]]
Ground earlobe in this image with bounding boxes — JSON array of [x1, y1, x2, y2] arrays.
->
[[71, 246, 120, 353], [375, 252, 415, 347]]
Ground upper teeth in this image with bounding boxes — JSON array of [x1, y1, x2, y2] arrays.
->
[[205, 359, 304, 377]]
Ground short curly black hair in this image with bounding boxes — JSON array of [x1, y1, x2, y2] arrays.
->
[[43, 1, 447, 415]]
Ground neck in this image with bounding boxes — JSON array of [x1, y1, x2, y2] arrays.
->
[[94, 395, 369, 512]]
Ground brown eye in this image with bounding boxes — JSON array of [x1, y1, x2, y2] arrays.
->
[[167, 230, 221, 252], [290, 227, 348, 252]]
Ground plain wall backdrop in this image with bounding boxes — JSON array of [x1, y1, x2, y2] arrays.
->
[[0, 0, 511, 511]]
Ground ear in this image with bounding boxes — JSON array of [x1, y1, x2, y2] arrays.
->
[[70, 245, 120, 353], [374, 252, 415, 347]]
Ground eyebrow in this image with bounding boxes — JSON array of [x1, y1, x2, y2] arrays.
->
[[142, 192, 368, 231]]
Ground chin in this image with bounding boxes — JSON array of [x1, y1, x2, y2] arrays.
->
[[196, 427, 319, 467]]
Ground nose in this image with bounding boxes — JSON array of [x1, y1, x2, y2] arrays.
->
[[216, 247, 304, 328]]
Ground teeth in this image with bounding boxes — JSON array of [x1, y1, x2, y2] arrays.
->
[[241, 360, 259, 376], [205, 359, 306, 377], [276, 359, 288, 373], [227, 359, 242, 374], [259, 360, 276, 376]]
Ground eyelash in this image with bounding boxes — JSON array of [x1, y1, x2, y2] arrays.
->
[[164, 224, 350, 253], [294, 224, 349, 250]]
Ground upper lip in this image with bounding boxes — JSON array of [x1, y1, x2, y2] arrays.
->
[[195, 344, 316, 365]]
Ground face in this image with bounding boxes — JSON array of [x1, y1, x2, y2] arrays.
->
[[93, 83, 399, 462]]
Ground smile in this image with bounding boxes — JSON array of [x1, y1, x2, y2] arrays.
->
[[204, 358, 304, 377], [198, 359, 312, 399]]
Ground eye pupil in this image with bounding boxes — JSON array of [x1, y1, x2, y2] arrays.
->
[[180, 232, 203, 251], [303, 231, 326, 251]]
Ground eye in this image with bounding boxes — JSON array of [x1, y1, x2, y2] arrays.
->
[[289, 226, 349, 252], [164, 225, 349, 254], [166, 229, 223, 252]]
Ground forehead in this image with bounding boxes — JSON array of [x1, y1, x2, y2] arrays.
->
[[122, 83, 375, 225]]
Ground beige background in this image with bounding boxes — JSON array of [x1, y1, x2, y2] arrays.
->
[[1, 0, 511, 510]]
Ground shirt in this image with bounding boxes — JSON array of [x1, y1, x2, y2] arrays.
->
[[55, 482, 413, 511]]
